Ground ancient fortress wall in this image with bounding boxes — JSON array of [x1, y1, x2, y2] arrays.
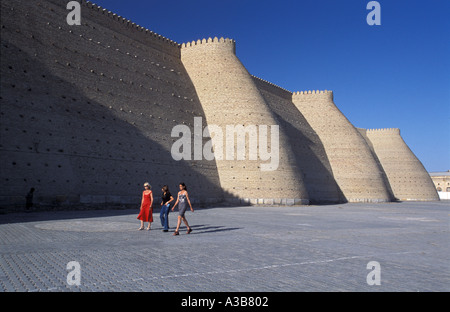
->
[[251, 77, 343, 203], [0, 0, 437, 209], [292, 91, 393, 202], [362, 128, 439, 201], [181, 38, 309, 205], [0, 0, 225, 207]]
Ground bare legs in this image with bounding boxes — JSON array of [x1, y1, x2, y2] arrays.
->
[[138, 220, 151, 230], [173, 216, 192, 235]]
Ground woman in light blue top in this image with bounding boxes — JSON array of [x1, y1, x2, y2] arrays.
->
[[171, 182, 194, 236]]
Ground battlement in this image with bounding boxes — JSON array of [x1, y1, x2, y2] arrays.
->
[[82, 1, 179, 47], [181, 37, 236, 54], [251, 75, 292, 95], [292, 90, 333, 101], [1, 0, 438, 208], [366, 128, 400, 135], [292, 90, 333, 95]]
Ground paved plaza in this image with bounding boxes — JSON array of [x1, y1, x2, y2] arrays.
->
[[0, 201, 448, 292]]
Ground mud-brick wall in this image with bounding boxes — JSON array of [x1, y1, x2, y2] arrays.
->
[[252, 77, 343, 204], [363, 128, 439, 201], [181, 38, 309, 205], [292, 91, 393, 203], [0, 0, 225, 209]]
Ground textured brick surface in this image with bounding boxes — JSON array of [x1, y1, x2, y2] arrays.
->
[[0, 201, 448, 292], [363, 128, 439, 201], [0, 0, 224, 207], [252, 76, 342, 204], [181, 38, 309, 204], [0, 0, 439, 209], [292, 91, 393, 203]]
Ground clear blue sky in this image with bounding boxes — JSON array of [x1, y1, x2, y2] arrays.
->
[[93, 0, 450, 172]]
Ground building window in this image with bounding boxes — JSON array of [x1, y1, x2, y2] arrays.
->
[[447, 187, 450, 192], [437, 187, 442, 192]]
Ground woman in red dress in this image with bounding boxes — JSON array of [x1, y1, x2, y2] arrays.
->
[[137, 182, 153, 230]]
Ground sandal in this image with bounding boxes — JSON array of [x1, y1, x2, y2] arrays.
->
[[173, 231, 179, 236], [187, 227, 192, 234], [138, 227, 144, 231]]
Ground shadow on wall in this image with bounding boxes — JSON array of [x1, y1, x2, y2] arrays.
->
[[0, 41, 240, 212], [271, 111, 346, 204], [358, 130, 396, 202]]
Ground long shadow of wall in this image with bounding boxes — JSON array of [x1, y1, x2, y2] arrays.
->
[[252, 77, 345, 204], [272, 111, 346, 204], [0, 0, 238, 210]]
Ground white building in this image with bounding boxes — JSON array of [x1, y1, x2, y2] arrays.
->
[[429, 171, 450, 200]]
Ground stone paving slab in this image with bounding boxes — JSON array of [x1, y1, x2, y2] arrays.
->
[[0, 201, 449, 292]]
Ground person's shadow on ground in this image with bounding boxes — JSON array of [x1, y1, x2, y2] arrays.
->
[[187, 224, 241, 234]]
